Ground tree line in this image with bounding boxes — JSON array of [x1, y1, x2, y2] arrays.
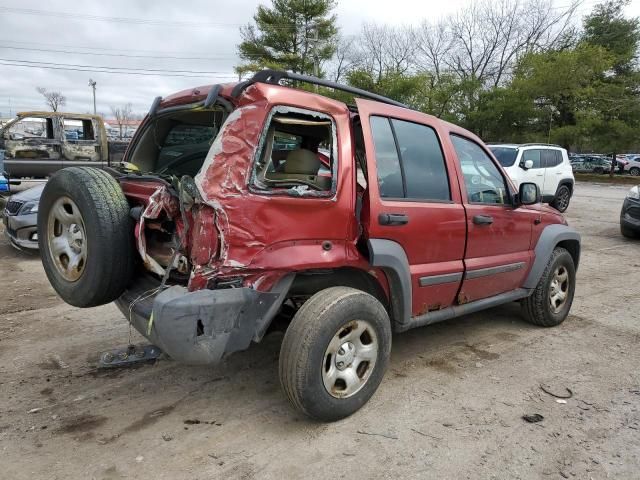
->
[[237, 0, 640, 156]]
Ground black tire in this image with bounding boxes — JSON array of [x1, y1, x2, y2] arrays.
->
[[279, 287, 391, 421], [551, 185, 571, 212], [38, 167, 134, 307], [593, 167, 604, 174], [621, 223, 640, 239], [521, 247, 575, 327], [630, 167, 640, 177]]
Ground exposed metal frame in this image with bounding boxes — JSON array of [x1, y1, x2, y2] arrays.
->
[[231, 69, 409, 109]]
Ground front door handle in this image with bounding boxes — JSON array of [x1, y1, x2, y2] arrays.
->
[[379, 213, 409, 226], [473, 215, 493, 225]]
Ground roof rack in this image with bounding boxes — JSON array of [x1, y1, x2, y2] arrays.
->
[[231, 69, 408, 109], [518, 143, 562, 148]]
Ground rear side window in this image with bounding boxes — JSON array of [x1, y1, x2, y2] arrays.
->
[[370, 116, 404, 198], [391, 119, 450, 200], [251, 106, 336, 196], [542, 150, 562, 168], [543, 150, 562, 168], [370, 116, 450, 201], [63, 118, 96, 141]]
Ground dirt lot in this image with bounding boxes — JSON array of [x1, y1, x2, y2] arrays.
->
[[1, 182, 639, 480]]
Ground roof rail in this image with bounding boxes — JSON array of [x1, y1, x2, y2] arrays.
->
[[518, 143, 562, 148], [231, 69, 408, 109]]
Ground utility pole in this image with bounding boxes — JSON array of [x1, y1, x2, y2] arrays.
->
[[312, 25, 320, 92], [88, 79, 97, 114]]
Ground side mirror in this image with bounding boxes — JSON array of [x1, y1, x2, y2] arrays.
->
[[518, 182, 540, 206], [520, 159, 534, 170]]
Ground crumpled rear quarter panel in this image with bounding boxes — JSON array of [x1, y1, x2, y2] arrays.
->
[[193, 84, 364, 291]]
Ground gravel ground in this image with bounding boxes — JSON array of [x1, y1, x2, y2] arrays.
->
[[0, 181, 638, 480]]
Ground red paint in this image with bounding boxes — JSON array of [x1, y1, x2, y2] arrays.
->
[[190, 206, 218, 266], [120, 79, 569, 318]]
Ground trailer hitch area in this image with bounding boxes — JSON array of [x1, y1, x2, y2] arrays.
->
[[98, 343, 163, 369]]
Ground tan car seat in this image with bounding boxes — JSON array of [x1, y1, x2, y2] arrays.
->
[[266, 148, 331, 191]]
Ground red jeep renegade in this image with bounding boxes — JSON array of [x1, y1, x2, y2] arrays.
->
[[38, 71, 580, 421]]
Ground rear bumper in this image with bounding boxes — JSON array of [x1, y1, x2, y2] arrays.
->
[[114, 276, 291, 365], [2, 212, 38, 249]]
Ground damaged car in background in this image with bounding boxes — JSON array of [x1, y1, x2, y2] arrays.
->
[[0, 111, 129, 179], [36, 71, 580, 421]]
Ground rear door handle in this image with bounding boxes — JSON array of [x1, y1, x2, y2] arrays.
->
[[473, 215, 493, 225], [378, 213, 409, 226]]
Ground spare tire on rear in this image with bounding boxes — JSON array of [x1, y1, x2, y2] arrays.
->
[[38, 167, 135, 307]]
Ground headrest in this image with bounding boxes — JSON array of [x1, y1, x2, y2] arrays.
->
[[285, 149, 321, 175]]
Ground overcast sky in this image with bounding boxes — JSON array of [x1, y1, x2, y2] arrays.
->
[[0, 0, 637, 118]]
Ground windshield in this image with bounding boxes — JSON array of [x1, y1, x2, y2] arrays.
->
[[489, 146, 518, 167]]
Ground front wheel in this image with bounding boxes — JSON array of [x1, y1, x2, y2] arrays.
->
[[521, 247, 576, 327], [629, 167, 640, 177], [279, 287, 391, 421], [551, 185, 571, 212]]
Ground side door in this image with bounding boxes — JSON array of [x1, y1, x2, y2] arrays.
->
[[2, 117, 62, 178], [358, 100, 467, 315], [542, 149, 562, 197], [449, 134, 533, 303], [518, 148, 546, 191], [61, 117, 101, 167]]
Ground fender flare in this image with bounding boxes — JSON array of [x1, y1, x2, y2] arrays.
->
[[367, 238, 412, 327], [556, 178, 575, 194], [523, 224, 581, 289]]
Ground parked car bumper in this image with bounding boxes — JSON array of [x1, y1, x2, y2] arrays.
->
[[114, 276, 290, 365], [620, 197, 640, 233], [2, 211, 38, 249]]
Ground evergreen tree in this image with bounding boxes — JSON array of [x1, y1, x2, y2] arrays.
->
[[237, 0, 338, 78]]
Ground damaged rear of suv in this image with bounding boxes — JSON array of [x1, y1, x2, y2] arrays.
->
[[38, 70, 580, 421]]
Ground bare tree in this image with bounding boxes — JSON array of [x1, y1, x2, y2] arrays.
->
[[441, 0, 579, 87], [328, 35, 362, 82], [36, 87, 66, 112], [357, 23, 418, 81], [110, 103, 133, 140], [416, 20, 452, 81]]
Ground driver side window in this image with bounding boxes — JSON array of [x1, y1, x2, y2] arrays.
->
[[450, 134, 509, 205]]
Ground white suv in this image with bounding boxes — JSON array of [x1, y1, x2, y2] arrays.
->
[[488, 144, 575, 212]]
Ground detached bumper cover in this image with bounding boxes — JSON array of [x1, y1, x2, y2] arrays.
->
[[115, 277, 292, 365]]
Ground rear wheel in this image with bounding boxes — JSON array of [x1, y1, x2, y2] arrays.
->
[[38, 167, 135, 307], [630, 167, 640, 176], [551, 185, 571, 212], [593, 167, 604, 174], [279, 287, 391, 421], [521, 247, 576, 327]]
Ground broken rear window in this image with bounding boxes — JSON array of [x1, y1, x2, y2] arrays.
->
[[127, 109, 225, 178], [251, 107, 337, 196]]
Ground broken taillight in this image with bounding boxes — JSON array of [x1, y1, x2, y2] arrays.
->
[[189, 205, 219, 266]]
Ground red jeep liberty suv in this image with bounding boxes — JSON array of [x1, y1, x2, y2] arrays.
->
[[38, 71, 580, 421]]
